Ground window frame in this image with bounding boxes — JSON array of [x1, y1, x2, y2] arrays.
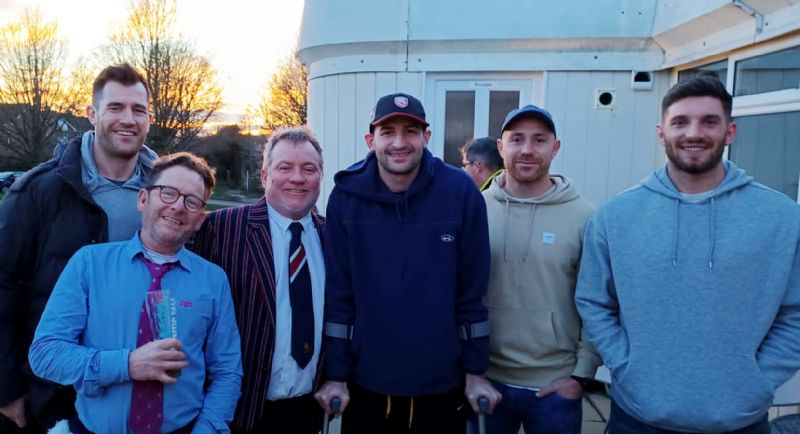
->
[[673, 34, 800, 202]]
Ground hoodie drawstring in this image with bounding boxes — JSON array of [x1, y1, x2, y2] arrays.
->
[[523, 203, 537, 262], [672, 200, 680, 268], [708, 197, 716, 269], [502, 198, 537, 262], [672, 197, 717, 269], [503, 198, 510, 261]]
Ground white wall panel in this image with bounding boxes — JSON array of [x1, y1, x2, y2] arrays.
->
[[545, 71, 666, 207], [309, 72, 425, 209], [322, 76, 339, 210]]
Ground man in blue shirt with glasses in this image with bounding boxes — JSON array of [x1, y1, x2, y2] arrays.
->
[[29, 153, 242, 434]]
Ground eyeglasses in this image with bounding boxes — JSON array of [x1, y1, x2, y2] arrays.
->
[[462, 161, 479, 169], [146, 185, 206, 213]]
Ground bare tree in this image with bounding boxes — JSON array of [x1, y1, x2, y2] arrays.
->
[[103, 0, 222, 153], [257, 53, 307, 131], [0, 9, 78, 169]]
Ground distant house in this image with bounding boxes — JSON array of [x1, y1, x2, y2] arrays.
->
[[0, 104, 92, 167], [298, 0, 800, 207]]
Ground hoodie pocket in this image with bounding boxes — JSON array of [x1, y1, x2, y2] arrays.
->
[[616, 344, 773, 432], [488, 309, 567, 368]]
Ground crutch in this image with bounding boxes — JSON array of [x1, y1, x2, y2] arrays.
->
[[322, 396, 341, 434], [477, 396, 489, 434]]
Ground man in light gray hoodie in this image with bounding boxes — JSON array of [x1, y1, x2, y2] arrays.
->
[[576, 76, 800, 434], [474, 105, 600, 434]]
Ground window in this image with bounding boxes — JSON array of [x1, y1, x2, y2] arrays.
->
[[443, 92, 476, 166], [730, 111, 800, 200], [678, 59, 728, 86], [677, 40, 800, 203], [431, 77, 536, 167], [734, 46, 800, 97]]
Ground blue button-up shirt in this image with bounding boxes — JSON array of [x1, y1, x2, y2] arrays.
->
[[29, 234, 242, 433]]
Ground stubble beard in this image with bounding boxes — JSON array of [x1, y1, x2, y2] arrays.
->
[[665, 138, 725, 175]]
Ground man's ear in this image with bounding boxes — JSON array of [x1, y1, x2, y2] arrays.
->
[[137, 188, 148, 212], [87, 105, 97, 126], [365, 133, 375, 150]]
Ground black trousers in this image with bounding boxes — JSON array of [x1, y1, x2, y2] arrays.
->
[[0, 388, 75, 434], [341, 383, 468, 434], [237, 393, 323, 434], [68, 416, 195, 434]]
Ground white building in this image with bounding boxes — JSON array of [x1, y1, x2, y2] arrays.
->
[[298, 0, 800, 208]]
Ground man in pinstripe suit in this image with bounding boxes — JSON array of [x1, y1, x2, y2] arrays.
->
[[193, 126, 325, 433]]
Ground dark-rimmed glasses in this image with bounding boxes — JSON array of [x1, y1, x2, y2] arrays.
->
[[146, 185, 206, 212]]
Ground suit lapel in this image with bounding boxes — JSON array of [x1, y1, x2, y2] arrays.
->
[[245, 198, 277, 330]]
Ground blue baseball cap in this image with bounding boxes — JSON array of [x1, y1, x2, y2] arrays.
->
[[501, 104, 556, 137]]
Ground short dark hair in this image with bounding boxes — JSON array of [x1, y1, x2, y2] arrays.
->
[[460, 137, 503, 171], [662, 75, 732, 120], [92, 63, 151, 107], [263, 125, 323, 169], [148, 152, 216, 199]]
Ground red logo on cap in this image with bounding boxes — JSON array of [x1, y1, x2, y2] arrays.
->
[[394, 96, 409, 108]]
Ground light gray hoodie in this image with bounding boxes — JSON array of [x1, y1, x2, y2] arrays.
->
[[483, 172, 600, 387], [576, 161, 800, 432]]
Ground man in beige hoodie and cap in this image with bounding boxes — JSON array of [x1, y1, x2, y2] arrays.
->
[[472, 105, 601, 434]]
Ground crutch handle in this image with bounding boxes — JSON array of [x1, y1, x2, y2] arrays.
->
[[477, 396, 489, 414], [477, 396, 490, 434], [330, 396, 341, 414], [322, 396, 341, 434]]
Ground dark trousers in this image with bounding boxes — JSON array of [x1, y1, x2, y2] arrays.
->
[[0, 388, 75, 434], [68, 417, 195, 434], [468, 380, 582, 434], [237, 393, 323, 434], [341, 382, 468, 434], [608, 400, 770, 434]]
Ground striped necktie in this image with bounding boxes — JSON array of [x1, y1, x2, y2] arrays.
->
[[289, 221, 314, 368]]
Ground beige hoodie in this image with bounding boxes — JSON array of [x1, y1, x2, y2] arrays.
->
[[482, 172, 601, 388]]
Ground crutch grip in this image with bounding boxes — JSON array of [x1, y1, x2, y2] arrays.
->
[[322, 396, 341, 434], [477, 396, 489, 414], [330, 396, 341, 414]]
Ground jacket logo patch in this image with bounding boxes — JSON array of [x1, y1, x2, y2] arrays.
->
[[441, 234, 455, 243], [542, 232, 556, 245]]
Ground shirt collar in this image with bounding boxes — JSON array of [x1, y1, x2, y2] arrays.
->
[[266, 203, 313, 234], [124, 231, 192, 271]]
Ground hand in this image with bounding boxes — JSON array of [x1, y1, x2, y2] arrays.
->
[[129, 338, 188, 384], [0, 396, 27, 428], [314, 381, 350, 415], [464, 374, 502, 414], [536, 376, 583, 400]]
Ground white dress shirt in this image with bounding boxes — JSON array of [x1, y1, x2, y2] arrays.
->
[[266, 204, 325, 399]]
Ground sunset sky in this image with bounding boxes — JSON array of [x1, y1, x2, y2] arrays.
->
[[0, 0, 306, 117]]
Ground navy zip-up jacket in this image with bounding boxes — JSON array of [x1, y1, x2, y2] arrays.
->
[[323, 149, 491, 396]]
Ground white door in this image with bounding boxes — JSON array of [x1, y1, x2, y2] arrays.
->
[[428, 77, 539, 167]]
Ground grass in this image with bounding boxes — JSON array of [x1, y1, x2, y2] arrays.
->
[[212, 180, 262, 200]]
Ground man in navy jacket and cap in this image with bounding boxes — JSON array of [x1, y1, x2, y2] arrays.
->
[[314, 93, 501, 434]]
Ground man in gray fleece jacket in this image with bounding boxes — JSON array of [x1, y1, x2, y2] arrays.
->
[[576, 76, 800, 433], [474, 105, 601, 434]]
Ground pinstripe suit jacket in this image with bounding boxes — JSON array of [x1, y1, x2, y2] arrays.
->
[[192, 197, 325, 432]]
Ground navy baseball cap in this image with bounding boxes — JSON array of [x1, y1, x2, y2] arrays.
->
[[370, 93, 429, 129], [501, 104, 556, 137]]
